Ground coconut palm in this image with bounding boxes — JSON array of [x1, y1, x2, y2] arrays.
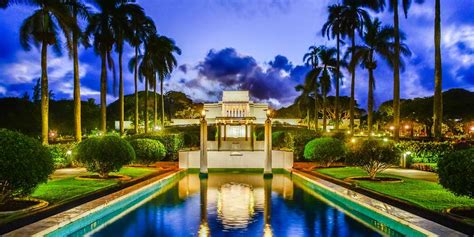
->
[[322, 4, 345, 130], [66, 0, 90, 142], [339, 0, 372, 133], [295, 82, 313, 129], [350, 18, 411, 136], [19, 0, 76, 144], [303, 45, 321, 130], [433, 0, 442, 139], [128, 14, 156, 134], [146, 35, 181, 129], [385, 0, 424, 140]]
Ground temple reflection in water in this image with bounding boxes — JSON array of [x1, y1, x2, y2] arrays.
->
[[179, 173, 294, 236]]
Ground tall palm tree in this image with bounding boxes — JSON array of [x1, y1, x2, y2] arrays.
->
[[20, 0, 75, 144], [339, 0, 372, 133], [129, 14, 155, 134], [66, 0, 90, 142], [303, 45, 321, 130], [295, 82, 313, 129], [350, 18, 411, 136], [386, 0, 424, 140], [146, 35, 181, 129], [318, 47, 339, 132], [433, 0, 442, 139], [322, 4, 345, 130]]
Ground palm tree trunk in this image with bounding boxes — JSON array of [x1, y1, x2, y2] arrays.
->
[[153, 76, 157, 128], [306, 107, 310, 129], [349, 31, 356, 134], [134, 47, 139, 134], [323, 93, 327, 132], [314, 88, 318, 131], [73, 15, 81, 142], [100, 52, 107, 133], [392, 0, 401, 141], [161, 79, 165, 128], [145, 78, 149, 133], [433, 0, 443, 139], [368, 68, 375, 137], [335, 33, 340, 130], [41, 40, 49, 145], [119, 51, 124, 135]]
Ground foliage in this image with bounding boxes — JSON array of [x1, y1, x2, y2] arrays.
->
[[129, 139, 166, 166], [0, 129, 54, 204], [346, 139, 400, 179], [48, 143, 77, 168], [129, 132, 184, 160], [438, 148, 474, 198], [331, 131, 348, 142], [272, 131, 294, 150], [75, 136, 135, 178], [318, 167, 474, 211], [396, 141, 454, 163], [304, 137, 346, 166]]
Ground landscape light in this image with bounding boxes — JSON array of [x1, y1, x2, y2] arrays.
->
[[470, 126, 474, 132], [351, 138, 356, 143], [389, 126, 395, 130], [346, 131, 351, 134], [383, 138, 388, 142], [404, 125, 410, 129], [405, 151, 412, 156], [66, 150, 72, 156]]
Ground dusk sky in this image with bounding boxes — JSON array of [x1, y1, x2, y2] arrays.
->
[[0, 0, 473, 109]]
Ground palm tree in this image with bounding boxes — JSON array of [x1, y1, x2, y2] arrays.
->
[[295, 82, 313, 129], [20, 0, 75, 144], [146, 35, 181, 129], [66, 0, 90, 142], [303, 46, 321, 130], [350, 18, 411, 136], [386, 0, 424, 140], [433, 0, 442, 139], [339, 0, 372, 133], [129, 14, 155, 134], [322, 4, 345, 130]]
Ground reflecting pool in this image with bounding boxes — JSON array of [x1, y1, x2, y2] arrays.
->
[[65, 172, 403, 236]]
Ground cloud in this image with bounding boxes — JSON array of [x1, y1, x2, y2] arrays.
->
[[0, 85, 6, 95]]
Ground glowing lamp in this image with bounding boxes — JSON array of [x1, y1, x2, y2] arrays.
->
[[351, 138, 356, 143], [404, 125, 410, 129], [470, 126, 474, 132], [389, 126, 395, 130], [383, 138, 388, 142], [154, 126, 162, 131], [66, 150, 72, 156]]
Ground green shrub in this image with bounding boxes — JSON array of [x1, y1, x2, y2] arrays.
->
[[48, 143, 77, 168], [75, 135, 135, 178], [0, 129, 54, 204], [331, 131, 348, 142], [347, 139, 400, 179], [272, 131, 294, 150], [304, 137, 346, 167], [396, 141, 454, 163], [129, 132, 184, 161], [438, 148, 474, 197], [293, 129, 321, 161], [129, 139, 166, 166]]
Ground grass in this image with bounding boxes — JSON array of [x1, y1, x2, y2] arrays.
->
[[31, 167, 156, 204], [316, 167, 474, 212]]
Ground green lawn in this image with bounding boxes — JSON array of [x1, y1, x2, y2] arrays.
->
[[31, 167, 156, 204], [317, 167, 474, 212]]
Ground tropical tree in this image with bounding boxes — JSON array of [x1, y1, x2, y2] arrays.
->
[[339, 0, 372, 133], [146, 35, 181, 128], [295, 80, 313, 129], [350, 18, 411, 136], [317, 47, 339, 132], [19, 0, 76, 144], [128, 14, 155, 134], [433, 0, 442, 139], [66, 0, 90, 142], [303, 45, 321, 130], [385, 0, 424, 140], [322, 4, 345, 130]]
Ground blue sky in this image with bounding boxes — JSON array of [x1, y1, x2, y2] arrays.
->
[[0, 0, 473, 109]]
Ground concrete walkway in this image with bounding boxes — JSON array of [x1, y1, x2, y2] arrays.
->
[[382, 168, 439, 182]]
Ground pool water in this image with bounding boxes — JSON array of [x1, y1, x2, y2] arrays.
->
[[58, 172, 413, 237]]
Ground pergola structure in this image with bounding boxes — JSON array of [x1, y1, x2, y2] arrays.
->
[[215, 116, 256, 151]]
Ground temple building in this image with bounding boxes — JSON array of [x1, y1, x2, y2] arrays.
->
[[204, 91, 268, 151]]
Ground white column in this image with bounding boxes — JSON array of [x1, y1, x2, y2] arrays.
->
[[200, 115, 208, 177], [264, 115, 272, 177]]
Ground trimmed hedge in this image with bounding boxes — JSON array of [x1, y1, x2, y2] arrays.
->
[[304, 137, 346, 166], [396, 141, 454, 163], [48, 143, 77, 168], [0, 129, 54, 204], [129, 132, 184, 161], [75, 135, 135, 178], [129, 139, 166, 166], [438, 148, 474, 198]]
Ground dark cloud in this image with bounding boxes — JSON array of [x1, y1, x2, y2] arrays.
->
[[178, 64, 188, 74], [269, 55, 293, 72]]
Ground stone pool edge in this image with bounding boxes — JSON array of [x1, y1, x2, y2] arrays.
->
[[290, 169, 466, 237], [4, 169, 184, 237]]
